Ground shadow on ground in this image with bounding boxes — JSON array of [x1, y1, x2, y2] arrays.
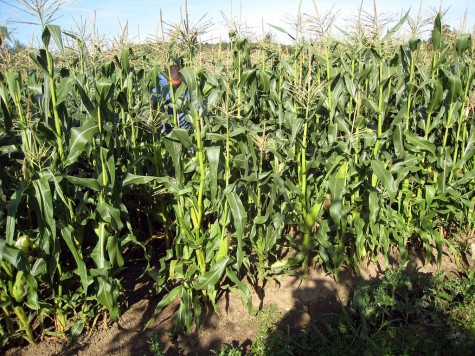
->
[[8, 251, 475, 356], [68, 265, 356, 355], [258, 264, 475, 355]]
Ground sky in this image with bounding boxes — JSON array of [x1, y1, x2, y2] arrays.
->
[[1, 0, 474, 46]]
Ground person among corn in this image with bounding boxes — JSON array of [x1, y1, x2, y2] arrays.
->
[[152, 64, 192, 134]]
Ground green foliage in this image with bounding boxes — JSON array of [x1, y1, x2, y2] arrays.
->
[[248, 266, 475, 355], [148, 333, 165, 356], [211, 344, 242, 356], [334, 266, 475, 354], [250, 304, 284, 355], [1, 9, 475, 347]]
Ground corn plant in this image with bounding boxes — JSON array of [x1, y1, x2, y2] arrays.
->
[[1, 7, 475, 345]]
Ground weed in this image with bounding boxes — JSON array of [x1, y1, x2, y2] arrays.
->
[[148, 333, 165, 356], [250, 304, 283, 355], [211, 344, 242, 356], [254, 266, 475, 355]]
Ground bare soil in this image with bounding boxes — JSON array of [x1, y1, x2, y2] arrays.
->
[[6, 245, 472, 356]]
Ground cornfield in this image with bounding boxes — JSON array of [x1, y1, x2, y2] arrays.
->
[[1, 7, 474, 347]]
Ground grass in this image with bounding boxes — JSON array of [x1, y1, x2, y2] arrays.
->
[[251, 265, 475, 355], [148, 333, 165, 356], [201, 264, 475, 355], [211, 345, 242, 356], [148, 264, 475, 355]]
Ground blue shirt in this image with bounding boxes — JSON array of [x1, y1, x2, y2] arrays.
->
[[152, 73, 191, 134]]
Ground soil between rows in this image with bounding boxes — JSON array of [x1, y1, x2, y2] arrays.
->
[[6, 247, 469, 356]]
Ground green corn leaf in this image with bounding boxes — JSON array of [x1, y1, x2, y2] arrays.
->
[[44, 24, 63, 52], [211, 222, 227, 263], [239, 69, 257, 88], [335, 116, 352, 136], [0, 26, 12, 41], [64, 176, 100, 191], [96, 275, 120, 321], [455, 34, 472, 57], [193, 295, 202, 330], [304, 201, 323, 231], [417, 228, 434, 264], [194, 256, 230, 290], [253, 215, 268, 225], [65, 118, 98, 167], [437, 148, 451, 193], [180, 288, 193, 331], [120, 47, 131, 72], [32, 178, 55, 238], [206, 146, 220, 202], [48, 171, 75, 219], [447, 73, 463, 102], [71, 320, 85, 338], [95, 78, 114, 105], [25, 274, 38, 310], [362, 97, 380, 114], [267, 23, 296, 41], [404, 132, 436, 154], [280, 61, 295, 78], [392, 123, 405, 158], [434, 230, 444, 266], [32, 178, 58, 276], [30, 258, 46, 276], [0, 82, 13, 132], [258, 69, 271, 92], [0, 239, 26, 270], [371, 160, 397, 202], [106, 235, 124, 268], [432, 13, 442, 51], [60, 223, 89, 296], [409, 37, 421, 51], [12, 270, 27, 303], [225, 191, 246, 268], [354, 215, 365, 260], [426, 185, 436, 207], [226, 267, 253, 314], [29, 49, 50, 76], [92, 223, 111, 269], [382, 10, 409, 42], [105, 149, 116, 188], [6, 188, 26, 245], [428, 80, 444, 114], [164, 138, 183, 183], [73, 80, 96, 116], [5, 71, 22, 103], [206, 88, 224, 108], [344, 76, 357, 99], [328, 162, 347, 225], [453, 169, 475, 187], [122, 173, 158, 187], [454, 130, 475, 170], [206, 133, 227, 141], [169, 128, 193, 149], [180, 67, 199, 106], [97, 201, 124, 231], [316, 221, 333, 266], [229, 127, 247, 138], [144, 285, 183, 329], [327, 123, 338, 144], [56, 76, 75, 104], [390, 156, 421, 174], [225, 191, 247, 238]]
